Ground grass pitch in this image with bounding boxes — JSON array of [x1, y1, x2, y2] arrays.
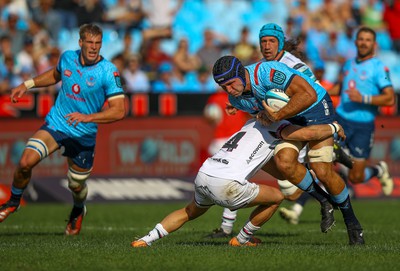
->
[[0, 199, 399, 271]]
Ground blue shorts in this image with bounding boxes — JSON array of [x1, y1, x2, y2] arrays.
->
[[336, 114, 375, 159], [40, 123, 95, 169], [288, 93, 335, 126]]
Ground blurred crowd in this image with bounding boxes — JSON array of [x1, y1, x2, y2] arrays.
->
[[1, 0, 400, 95]]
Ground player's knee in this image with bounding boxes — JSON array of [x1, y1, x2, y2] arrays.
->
[[348, 172, 364, 184], [18, 156, 35, 173], [274, 151, 298, 173], [67, 167, 91, 192], [308, 146, 333, 163]]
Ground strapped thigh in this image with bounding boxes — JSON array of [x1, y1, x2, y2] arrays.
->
[[25, 138, 49, 160]]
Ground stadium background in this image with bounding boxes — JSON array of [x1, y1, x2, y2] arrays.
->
[[0, 0, 399, 203]]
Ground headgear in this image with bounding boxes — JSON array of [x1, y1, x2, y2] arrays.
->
[[259, 23, 285, 53], [212, 56, 246, 86]]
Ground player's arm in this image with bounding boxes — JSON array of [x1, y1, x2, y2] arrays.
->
[[11, 67, 61, 103], [347, 86, 395, 106], [280, 122, 345, 142], [65, 96, 125, 126], [266, 75, 317, 121]]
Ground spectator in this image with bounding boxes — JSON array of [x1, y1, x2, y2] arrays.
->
[[172, 37, 201, 76], [152, 61, 189, 93], [141, 37, 171, 80], [53, 0, 79, 30], [31, 0, 62, 45], [103, 0, 144, 33], [196, 28, 229, 72], [123, 54, 150, 93], [191, 65, 218, 93], [383, 0, 400, 53], [0, 12, 26, 56], [76, 0, 105, 26], [232, 26, 255, 65]]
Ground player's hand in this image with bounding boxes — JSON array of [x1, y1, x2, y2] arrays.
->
[[335, 122, 346, 141], [345, 88, 362, 103], [10, 85, 28, 103], [65, 112, 92, 127], [225, 102, 238, 115], [261, 100, 279, 122], [256, 111, 272, 126]]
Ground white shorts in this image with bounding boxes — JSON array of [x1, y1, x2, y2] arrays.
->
[[194, 171, 259, 211]]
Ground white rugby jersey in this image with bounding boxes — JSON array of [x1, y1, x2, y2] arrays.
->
[[199, 119, 290, 184]]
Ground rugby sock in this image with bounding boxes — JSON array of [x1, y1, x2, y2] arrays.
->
[[220, 208, 237, 234], [296, 170, 331, 204], [9, 185, 24, 206], [331, 187, 359, 225], [237, 221, 260, 244], [141, 223, 169, 245], [364, 166, 380, 182], [296, 192, 312, 207]]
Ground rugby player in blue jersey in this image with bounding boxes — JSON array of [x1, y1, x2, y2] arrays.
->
[[1, 24, 125, 235], [329, 26, 395, 196], [212, 55, 364, 245]]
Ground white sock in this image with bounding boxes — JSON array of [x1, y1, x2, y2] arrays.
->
[[140, 223, 169, 245], [237, 221, 260, 244], [292, 203, 303, 216], [220, 208, 237, 234]]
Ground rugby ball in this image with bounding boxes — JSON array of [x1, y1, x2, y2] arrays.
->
[[264, 89, 290, 111]]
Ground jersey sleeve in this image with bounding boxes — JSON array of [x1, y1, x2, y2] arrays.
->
[[258, 62, 296, 92], [103, 63, 125, 99], [228, 95, 259, 115], [374, 61, 393, 92]]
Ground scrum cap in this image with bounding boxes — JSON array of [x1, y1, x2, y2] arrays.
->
[[259, 23, 285, 53], [212, 56, 246, 86]]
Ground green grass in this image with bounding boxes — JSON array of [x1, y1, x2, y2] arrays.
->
[[0, 200, 399, 271]]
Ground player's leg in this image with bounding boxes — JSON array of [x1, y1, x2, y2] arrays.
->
[[64, 139, 95, 236], [272, 144, 335, 232], [0, 129, 59, 222], [65, 160, 92, 235], [308, 138, 364, 245], [342, 126, 393, 196], [132, 200, 210, 247], [207, 208, 237, 238], [230, 184, 284, 246]]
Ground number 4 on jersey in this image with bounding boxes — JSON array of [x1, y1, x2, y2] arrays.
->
[[222, 132, 246, 152]]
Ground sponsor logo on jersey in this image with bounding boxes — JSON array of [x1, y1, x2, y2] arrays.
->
[[270, 69, 286, 85], [114, 72, 122, 88], [246, 141, 265, 164], [64, 70, 72, 77], [72, 84, 80, 94], [210, 157, 229, 164]]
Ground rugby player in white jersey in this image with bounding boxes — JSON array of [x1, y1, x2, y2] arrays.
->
[[132, 112, 345, 247]]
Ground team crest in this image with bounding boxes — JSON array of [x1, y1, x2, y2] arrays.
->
[[86, 76, 96, 87], [114, 72, 122, 88], [270, 69, 286, 85]]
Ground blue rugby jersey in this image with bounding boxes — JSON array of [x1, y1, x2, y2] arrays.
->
[[45, 50, 124, 146], [336, 57, 392, 123], [229, 60, 327, 117]]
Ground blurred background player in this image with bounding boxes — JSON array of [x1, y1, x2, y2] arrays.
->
[[0, 24, 125, 235], [280, 26, 395, 226]]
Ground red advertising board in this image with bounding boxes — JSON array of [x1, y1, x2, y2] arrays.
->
[[0, 116, 399, 198]]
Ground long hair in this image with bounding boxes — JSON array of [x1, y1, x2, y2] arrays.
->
[[283, 37, 307, 62]]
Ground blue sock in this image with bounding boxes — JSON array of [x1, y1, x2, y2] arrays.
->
[[296, 170, 330, 204], [10, 185, 25, 206], [363, 166, 379, 183], [331, 187, 359, 226]]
